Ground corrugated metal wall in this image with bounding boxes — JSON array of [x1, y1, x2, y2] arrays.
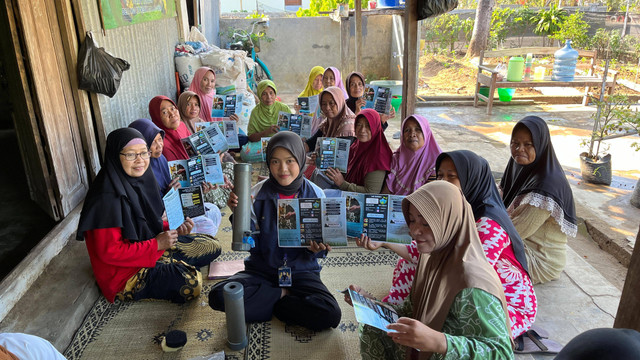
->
[[81, 0, 179, 138]]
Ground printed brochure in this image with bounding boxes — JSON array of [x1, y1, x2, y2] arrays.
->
[[315, 137, 350, 173], [167, 154, 225, 187], [162, 186, 205, 230], [277, 197, 348, 247], [211, 94, 237, 117], [342, 192, 411, 244], [277, 111, 313, 138], [364, 84, 392, 115], [180, 125, 229, 155], [195, 120, 240, 149], [298, 94, 319, 115], [347, 288, 399, 333]]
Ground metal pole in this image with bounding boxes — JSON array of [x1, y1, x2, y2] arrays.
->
[[622, 0, 631, 37], [232, 163, 252, 251]]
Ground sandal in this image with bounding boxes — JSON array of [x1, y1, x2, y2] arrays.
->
[[514, 329, 563, 354]]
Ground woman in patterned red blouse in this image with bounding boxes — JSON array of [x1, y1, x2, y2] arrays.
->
[[435, 150, 536, 339]]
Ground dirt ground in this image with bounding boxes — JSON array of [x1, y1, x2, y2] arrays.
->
[[417, 53, 640, 98]]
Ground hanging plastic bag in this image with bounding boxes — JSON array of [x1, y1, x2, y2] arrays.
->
[[417, 0, 458, 20], [77, 32, 130, 98]]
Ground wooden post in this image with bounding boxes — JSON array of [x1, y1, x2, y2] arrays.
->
[[355, 0, 362, 73], [614, 225, 640, 331], [401, 0, 418, 119], [341, 17, 350, 77]]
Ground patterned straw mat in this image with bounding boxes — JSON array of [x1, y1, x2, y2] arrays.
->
[[64, 173, 399, 359]]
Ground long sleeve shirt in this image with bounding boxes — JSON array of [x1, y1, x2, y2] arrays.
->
[[84, 227, 165, 302]]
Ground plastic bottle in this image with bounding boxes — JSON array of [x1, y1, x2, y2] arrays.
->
[[524, 53, 533, 81], [507, 57, 525, 82], [553, 40, 579, 81]]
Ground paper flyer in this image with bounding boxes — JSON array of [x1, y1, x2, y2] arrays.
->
[[168, 160, 190, 188], [362, 194, 411, 244], [364, 85, 392, 115], [298, 94, 319, 115], [316, 137, 350, 173], [277, 198, 347, 247], [162, 187, 184, 230], [277, 112, 313, 139], [343, 192, 411, 243], [179, 186, 205, 219], [202, 153, 225, 185], [348, 289, 398, 333]]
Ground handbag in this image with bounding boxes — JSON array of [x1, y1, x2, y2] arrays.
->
[[77, 32, 130, 98], [417, 0, 459, 20]]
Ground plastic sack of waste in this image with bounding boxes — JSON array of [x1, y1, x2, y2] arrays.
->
[[77, 32, 130, 98], [200, 45, 253, 92]]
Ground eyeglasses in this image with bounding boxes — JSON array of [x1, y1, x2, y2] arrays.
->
[[120, 151, 151, 161]]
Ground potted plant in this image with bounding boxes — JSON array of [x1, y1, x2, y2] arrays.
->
[[580, 94, 630, 185]]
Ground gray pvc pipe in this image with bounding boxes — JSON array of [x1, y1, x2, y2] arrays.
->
[[223, 281, 248, 350], [232, 163, 252, 251]]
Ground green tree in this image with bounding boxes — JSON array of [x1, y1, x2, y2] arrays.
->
[[550, 11, 590, 48], [510, 7, 536, 47], [297, 0, 367, 17], [489, 7, 515, 49], [531, 6, 567, 46]]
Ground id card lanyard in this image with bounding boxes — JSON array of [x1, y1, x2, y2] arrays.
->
[[278, 254, 292, 287]]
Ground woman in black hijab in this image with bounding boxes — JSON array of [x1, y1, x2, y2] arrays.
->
[[209, 131, 342, 331], [500, 116, 577, 284], [77, 128, 201, 304], [436, 150, 537, 339]]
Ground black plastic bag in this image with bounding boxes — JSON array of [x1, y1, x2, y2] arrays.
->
[[417, 0, 459, 20], [77, 32, 130, 98]]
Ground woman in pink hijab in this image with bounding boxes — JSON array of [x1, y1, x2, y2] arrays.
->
[[384, 114, 442, 195], [188, 67, 216, 122], [323, 67, 348, 99]]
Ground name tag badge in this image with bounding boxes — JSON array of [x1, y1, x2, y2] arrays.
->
[[278, 266, 292, 287]]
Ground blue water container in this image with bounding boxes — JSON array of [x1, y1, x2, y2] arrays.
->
[[552, 40, 579, 81]]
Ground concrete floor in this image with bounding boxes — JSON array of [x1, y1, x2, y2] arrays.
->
[[0, 99, 638, 358], [0, 129, 56, 281]]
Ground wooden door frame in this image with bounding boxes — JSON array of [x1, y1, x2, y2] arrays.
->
[[3, 0, 98, 220], [56, 0, 101, 180]]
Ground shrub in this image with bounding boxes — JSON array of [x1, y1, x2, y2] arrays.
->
[[550, 11, 590, 48]]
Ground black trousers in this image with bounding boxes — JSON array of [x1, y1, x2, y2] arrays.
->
[[209, 270, 341, 331]]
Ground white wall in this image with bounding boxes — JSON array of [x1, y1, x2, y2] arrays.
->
[[220, 0, 311, 13]]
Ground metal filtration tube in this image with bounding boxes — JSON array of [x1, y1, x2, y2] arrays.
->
[[232, 163, 252, 251], [223, 282, 248, 350]]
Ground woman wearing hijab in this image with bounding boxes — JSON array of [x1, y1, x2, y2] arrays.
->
[[209, 131, 341, 331], [384, 115, 442, 195], [76, 128, 205, 303], [188, 67, 216, 122], [326, 109, 392, 194], [344, 71, 395, 128], [247, 80, 292, 142], [149, 95, 191, 161], [345, 71, 366, 115], [298, 65, 325, 98], [128, 118, 174, 198], [355, 115, 440, 305], [501, 116, 577, 284], [436, 150, 536, 339], [128, 119, 223, 236], [177, 90, 203, 134], [323, 66, 348, 99], [305, 86, 356, 152], [346, 181, 513, 360]]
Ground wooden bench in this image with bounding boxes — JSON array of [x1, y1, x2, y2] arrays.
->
[[474, 47, 618, 115]]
